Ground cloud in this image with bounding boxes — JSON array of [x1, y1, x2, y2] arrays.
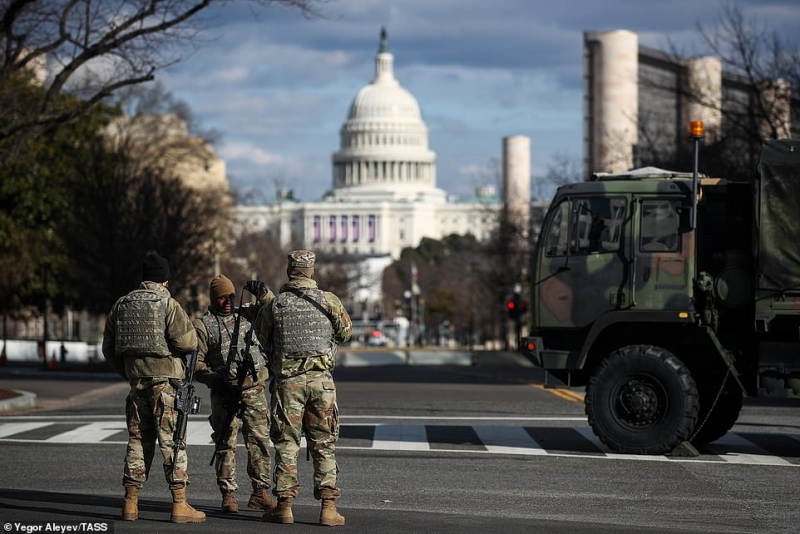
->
[[221, 142, 284, 166], [154, 0, 798, 201]]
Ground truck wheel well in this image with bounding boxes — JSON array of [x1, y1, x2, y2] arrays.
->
[[583, 322, 719, 378]]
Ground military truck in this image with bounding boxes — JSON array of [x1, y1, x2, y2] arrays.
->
[[520, 132, 800, 455]]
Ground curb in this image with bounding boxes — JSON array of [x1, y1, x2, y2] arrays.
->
[[0, 389, 37, 412]]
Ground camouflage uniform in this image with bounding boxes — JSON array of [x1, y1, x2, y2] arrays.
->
[[193, 286, 273, 498], [102, 281, 198, 490], [254, 251, 353, 502]]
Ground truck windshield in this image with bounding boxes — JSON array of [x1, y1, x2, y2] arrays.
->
[[544, 198, 626, 256]]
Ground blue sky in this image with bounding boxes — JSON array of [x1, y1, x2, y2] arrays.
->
[[156, 0, 800, 202]]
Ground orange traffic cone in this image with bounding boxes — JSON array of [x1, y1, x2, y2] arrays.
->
[[49, 351, 58, 370]]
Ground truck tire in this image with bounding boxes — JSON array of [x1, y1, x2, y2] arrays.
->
[[585, 345, 699, 455], [690, 379, 743, 446]]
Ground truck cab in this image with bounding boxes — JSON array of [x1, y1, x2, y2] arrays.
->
[[521, 138, 800, 455]]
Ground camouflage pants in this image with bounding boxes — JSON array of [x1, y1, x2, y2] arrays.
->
[[271, 370, 340, 500], [209, 383, 272, 493], [123, 379, 189, 489]]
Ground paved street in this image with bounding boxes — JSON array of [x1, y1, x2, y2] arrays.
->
[[2, 352, 800, 533]]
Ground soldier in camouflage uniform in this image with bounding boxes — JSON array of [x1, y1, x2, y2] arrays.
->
[[192, 274, 277, 514], [102, 251, 205, 524], [254, 250, 352, 527]]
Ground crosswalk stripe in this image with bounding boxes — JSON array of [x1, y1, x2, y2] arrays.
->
[[45, 421, 126, 443], [0, 422, 53, 438], [372, 424, 430, 450], [573, 427, 700, 462], [1, 420, 799, 467], [705, 433, 794, 466], [186, 420, 214, 445], [574, 428, 616, 455], [473, 425, 547, 455]]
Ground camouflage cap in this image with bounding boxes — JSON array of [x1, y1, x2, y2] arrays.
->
[[288, 250, 316, 268]]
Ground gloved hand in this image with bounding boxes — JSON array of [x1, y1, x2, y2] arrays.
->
[[212, 375, 235, 394], [243, 280, 266, 297]]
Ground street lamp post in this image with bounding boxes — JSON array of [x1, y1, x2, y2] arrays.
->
[[404, 289, 415, 347], [512, 282, 522, 349]]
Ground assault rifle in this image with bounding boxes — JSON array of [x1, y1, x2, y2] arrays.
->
[[172, 349, 201, 475], [209, 288, 260, 466]]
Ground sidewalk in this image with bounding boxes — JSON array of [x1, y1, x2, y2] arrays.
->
[[0, 362, 125, 413]]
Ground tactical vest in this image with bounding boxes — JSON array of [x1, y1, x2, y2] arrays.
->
[[272, 289, 334, 359], [115, 289, 171, 357], [201, 310, 264, 380]]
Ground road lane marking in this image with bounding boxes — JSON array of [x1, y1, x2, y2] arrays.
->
[[473, 425, 547, 455], [2, 419, 799, 468], [341, 416, 587, 421], [186, 420, 214, 445], [0, 414, 590, 421], [0, 422, 53, 438], [705, 433, 794, 466], [532, 383, 585, 403], [45, 421, 126, 442], [372, 424, 430, 450]]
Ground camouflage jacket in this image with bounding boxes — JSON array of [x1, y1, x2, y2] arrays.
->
[[254, 277, 352, 379], [193, 289, 273, 390], [102, 282, 198, 381]]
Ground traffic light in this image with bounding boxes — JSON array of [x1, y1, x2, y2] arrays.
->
[[507, 294, 528, 321], [506, 298, 518, 320]]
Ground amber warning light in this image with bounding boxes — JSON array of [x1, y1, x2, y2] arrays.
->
[[690, 120, 704, 138], [525, 340, 537, 352]]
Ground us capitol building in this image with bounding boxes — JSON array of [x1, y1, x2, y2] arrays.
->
[[235, 29, 530, 262]]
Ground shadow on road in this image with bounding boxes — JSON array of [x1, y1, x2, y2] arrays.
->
[[333, 365, 551, 386], [0, 488, 123, 522]]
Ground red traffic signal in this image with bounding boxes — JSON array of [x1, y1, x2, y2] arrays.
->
[[507, 294, 528, 320], [507, 298, 519, 319]]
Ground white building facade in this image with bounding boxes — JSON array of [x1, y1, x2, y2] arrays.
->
[[235, 29, 509, 260]]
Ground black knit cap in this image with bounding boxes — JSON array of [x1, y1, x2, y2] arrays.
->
[[142, 251, 170, 282]]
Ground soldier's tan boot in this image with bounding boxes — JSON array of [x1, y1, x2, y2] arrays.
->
[[170, 487, 206, 524], [262, 496, 293, 524], [319, 499, 345, 527], [122, 486, 139, 521], [248, 488, 277, 511], [221, 491, 238, 513]]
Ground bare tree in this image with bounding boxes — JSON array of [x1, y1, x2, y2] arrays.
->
[[0, 0, 324, 141], [62, 113, 232, 314], [695, 3, 797, 140], [222, 229, 286, 299], [117, 81, 223, 145], [533, 151, 582, 200], [382, 235, 499, 346], [637, 2, 799, 177]]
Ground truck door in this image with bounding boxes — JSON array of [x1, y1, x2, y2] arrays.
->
[[632, 197, 692, 310], [535, 195, 630, 329]]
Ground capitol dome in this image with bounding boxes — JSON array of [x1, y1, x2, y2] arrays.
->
[[331, 28, 443, 204], [347, 66, 421, 122]]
